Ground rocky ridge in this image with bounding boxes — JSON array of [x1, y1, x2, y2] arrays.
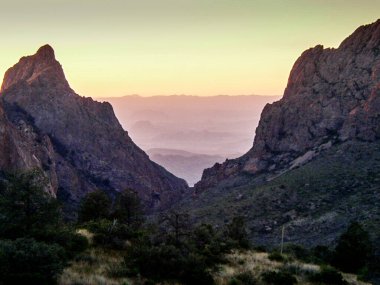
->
[[196, 19, 380, 190], [0, 45, 188, 213]]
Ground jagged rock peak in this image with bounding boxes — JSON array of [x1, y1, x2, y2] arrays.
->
[[1, 44, 70, 93], [35, 44, 56, 61], [195, 18, 380, 191]]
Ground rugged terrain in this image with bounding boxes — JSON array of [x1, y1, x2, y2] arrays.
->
[[0, 45, 188, 213], [186, 20, 380, 249], [196, 19, 380, 191]]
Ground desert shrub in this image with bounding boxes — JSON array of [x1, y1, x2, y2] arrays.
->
[[229, 271, 257, 285], [268, 251, 286, 262], [111, 188, 144, 228], [283, 244, 313, 262], [309, 266, 348, 285], [106, 262, 130, 278], [0, 238, 66, 285], [261, 270, 297, 285], [124, 222, 221, 284], [124, 214, 252, 284], [78, 190, 111, 223], [0, 170, 61, 239], [312, 245, 333, 264], [85, 219, 133, 249], [332, 222, 372, 273], [189, 223, 227, 265], [33, 227, 88, 258], [0, 170, 88, 284], [224, 216, 250, 249], [253, 245, 267, 252]]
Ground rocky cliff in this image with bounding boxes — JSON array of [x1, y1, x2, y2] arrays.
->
[[196, 19, 380, 190], [0, 45, 188, 213]]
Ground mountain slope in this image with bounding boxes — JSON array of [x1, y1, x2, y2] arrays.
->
[[180, 140, 380, 247], [182, 20, 380, 250], [196, 19, 380, 191], [0, 45, 188, 213]]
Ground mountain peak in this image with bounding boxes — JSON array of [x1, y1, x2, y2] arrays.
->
[[1, 45, 70, 93], [36, 44, 56, 60]]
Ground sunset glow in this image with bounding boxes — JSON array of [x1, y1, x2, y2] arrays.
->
[[0, 0, 379, 97]]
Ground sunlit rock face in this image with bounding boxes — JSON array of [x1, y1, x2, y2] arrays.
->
[[0, 45, 188, 214], [196, 19, 380, 191]]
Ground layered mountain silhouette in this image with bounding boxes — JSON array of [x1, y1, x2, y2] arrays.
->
[[0, 45, 188, 214]]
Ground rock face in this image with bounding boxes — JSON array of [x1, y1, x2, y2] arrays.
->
[[196, 19, 380, 190], [0, 45, 188, 213]]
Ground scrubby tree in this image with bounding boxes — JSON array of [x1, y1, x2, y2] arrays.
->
[[224, 216, 250, 249], [332, 222, 372, 273], [111, 188, 143, 228], [0, 170, 87, 285], [0, 169, 61, 238], [78, 189, 111, 223], [0, 238, 66, 285], [160, 210, 191, 245]]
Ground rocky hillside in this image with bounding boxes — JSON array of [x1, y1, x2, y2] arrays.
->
[[0, 45, 188, 213], [196, 19, 380, 190]]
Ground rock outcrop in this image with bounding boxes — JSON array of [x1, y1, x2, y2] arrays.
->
[[0, 45, 188, 213], [196, 19, 380, 191]]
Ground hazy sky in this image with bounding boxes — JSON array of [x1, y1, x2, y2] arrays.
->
[[0, 0, 379, 97]]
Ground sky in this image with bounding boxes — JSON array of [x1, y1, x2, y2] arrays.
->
[[0, 0, 379, 98]]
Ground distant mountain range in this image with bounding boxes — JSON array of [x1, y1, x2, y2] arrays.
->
[[101, 95, 280, 184]]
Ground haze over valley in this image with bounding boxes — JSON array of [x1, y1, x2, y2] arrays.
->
[[102, 95, 279, 185]]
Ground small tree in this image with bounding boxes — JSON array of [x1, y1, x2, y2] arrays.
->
[[160, 210, 191, 245], [0, 238, 66, 285], [332, 222, 372, 273], [78, 190, 111, 223], [224, 216, 250, 249], [0, 169, 61, 239], [112, 188, 143, 228]]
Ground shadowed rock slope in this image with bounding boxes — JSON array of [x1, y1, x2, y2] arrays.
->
[[187, 20, 380, 249], [0, 45, 188, 214], [196, 19, 380, 190]]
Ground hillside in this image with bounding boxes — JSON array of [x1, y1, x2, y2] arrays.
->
[[178, 140, 380, 248], [173, 20, 380, 253], [196, 19, 380, 191], [0, 45, 188, 214]]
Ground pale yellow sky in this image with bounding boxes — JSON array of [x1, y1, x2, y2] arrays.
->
[[0, 0, 379, 97]]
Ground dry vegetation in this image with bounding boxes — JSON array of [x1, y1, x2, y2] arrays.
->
[[59, 244, 369, 285], [214, 251, 370, 285], [59, 247, 131, 285]]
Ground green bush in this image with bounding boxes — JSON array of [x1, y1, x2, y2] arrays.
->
[[78, 190, 111, 223], [283, 244, 312, 262], [268, 251, 285, 262], [0, 238, 66, 285], [224, 216, 250, 249], [111, 188, 143, 228], [229, 271, 257, 285], [0, 170, 61, 239], [85, 219, 132, 249], [261, 270, 297, 285], [312, 245, 333, 264], [332, 222, 372, 273], [309, 266, 348, 285], [0, 170, 88, 284], [33, 227, 88, 258]]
